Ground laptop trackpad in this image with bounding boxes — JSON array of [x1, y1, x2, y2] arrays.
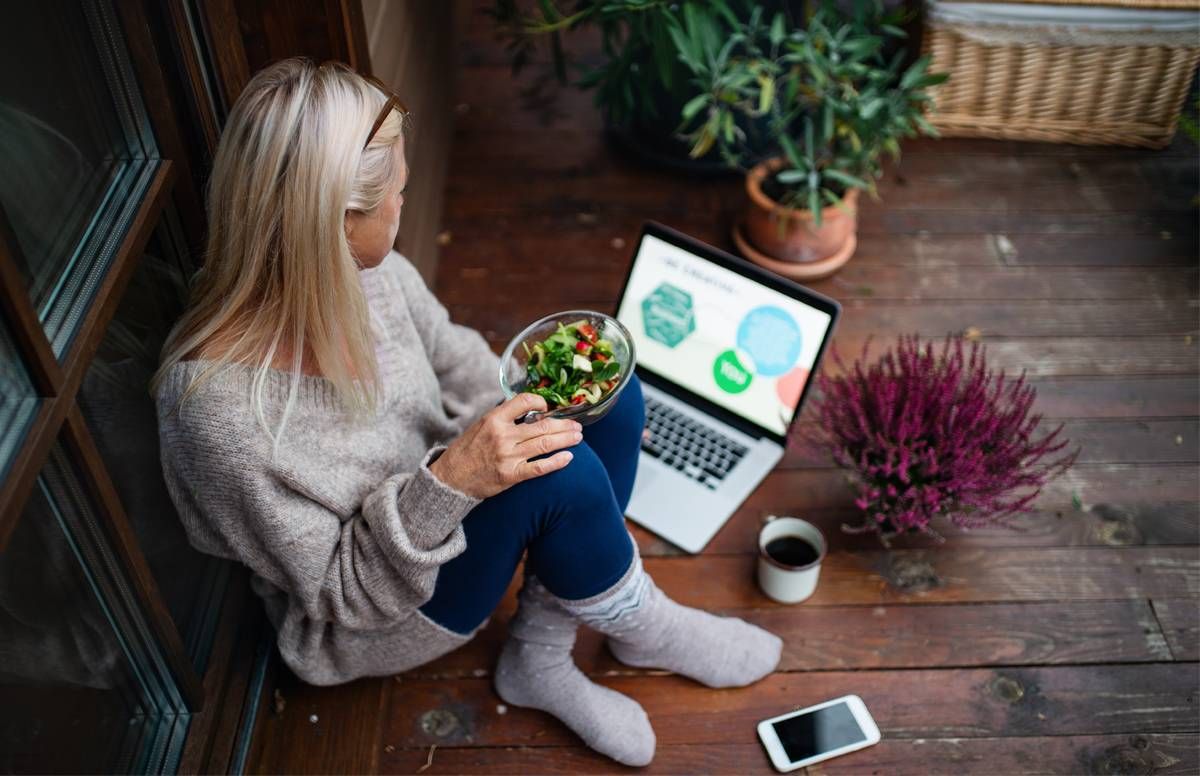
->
[[633, 462, 659, 493]]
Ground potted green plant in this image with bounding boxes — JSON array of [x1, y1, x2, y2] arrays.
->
[[486, 0, 796, 173], [675, 0, 947, 277]]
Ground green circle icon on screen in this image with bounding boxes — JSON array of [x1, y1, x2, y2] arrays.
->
[[713, 350, 753, 394]]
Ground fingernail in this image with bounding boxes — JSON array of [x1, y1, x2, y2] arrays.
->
[[573, 432, 583, 442], [573, 422, 583, 431], [563, 451, 574, 461]]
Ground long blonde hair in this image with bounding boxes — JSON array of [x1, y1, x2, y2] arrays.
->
[[152, 58, 406, 449]]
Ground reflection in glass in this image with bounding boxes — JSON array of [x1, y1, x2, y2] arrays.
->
[[0, 443, 187, 774], [0, 0, 158, 356], [80, 206, 229, 673], [0, 322, 38, 480]]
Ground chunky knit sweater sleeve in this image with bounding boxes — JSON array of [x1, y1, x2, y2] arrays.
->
[[158, 396, 481, 631]]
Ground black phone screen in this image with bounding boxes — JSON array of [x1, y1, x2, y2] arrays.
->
[[771, 701, 867, 763]]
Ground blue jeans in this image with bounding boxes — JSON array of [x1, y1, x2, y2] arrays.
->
[[418, 373, 645, 635]]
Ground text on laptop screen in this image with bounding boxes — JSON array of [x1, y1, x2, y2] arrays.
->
[[616, 233, 833, 436]]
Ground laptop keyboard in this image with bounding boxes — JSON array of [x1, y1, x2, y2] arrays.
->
[[641, 395, 749, 490]]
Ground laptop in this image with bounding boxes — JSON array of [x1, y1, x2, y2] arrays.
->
[[615, 221, 841, 554]]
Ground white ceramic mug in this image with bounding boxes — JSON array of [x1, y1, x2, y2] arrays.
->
[[757, 516, 827, 604]]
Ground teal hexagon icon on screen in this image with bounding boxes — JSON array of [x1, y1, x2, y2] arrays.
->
[[641, 282, 695, 348]]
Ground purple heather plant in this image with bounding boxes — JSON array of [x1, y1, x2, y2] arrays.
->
[[806, 334, 1079, 543]]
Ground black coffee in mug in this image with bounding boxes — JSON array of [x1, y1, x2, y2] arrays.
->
[[765, 535, 820, 567]]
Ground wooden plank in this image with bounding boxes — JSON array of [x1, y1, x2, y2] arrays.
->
[[1152, 599, 1200, 661], [651, 463, 1200, 557], [872, 151, 1199, 185], [442, 160, 1197, 215], [733, 464, 1199, 516], [443, 130, 1200, 220], [437, 262, 1199, 304], [406, 599, 1171, 680], [379, 734, 1200, 775], [443, 135, 1198, 228], [440, 128, 1199, 230], [436, 226, 1200, 272], [818, 301, 1199, 337], [782, 418, 1198, 469], [619, 547, 1200, 608], [450, 126, 1198, 181], [654, 502, 1200, 557], [246, 667, 391, 775], [384, 664, 1198, 749], [445, 187, 1197, 234], [1021, 377, 1200, 419], [447, 298, 1198, 337], [937, 338, 1198, 378], [443, 177, 1197, 219]]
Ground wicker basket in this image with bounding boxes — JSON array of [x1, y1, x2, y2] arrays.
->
[[922, 0, 1200, 147]]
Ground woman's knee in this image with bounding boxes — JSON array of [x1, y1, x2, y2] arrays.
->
[[529, 440, 615, 505], [483, 440, 616, 521]]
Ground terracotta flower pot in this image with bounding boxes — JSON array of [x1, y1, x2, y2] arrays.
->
[[741, 157, 860, 264]]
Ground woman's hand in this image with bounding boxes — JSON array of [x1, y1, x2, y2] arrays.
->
[[428, 393, 582, 499]]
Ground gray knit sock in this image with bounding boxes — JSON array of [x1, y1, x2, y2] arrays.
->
[[493, 573, 656, 767], [553, 537, 783, 689]]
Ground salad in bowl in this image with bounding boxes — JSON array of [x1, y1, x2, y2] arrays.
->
[[499, 311, 636, 426]]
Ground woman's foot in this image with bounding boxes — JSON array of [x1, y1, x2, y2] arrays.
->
[[493, 573, 656, 767], [552, 538, 783, 689]]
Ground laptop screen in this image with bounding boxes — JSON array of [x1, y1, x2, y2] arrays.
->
[[616, 232, 835, 437]]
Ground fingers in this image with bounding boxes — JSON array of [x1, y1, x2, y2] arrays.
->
[[483, 393, 585, 489], [496, 391, 547, 423], [513, 415, 581, 443], [514, 427, 583, 459], [515, 449, 574, 482]]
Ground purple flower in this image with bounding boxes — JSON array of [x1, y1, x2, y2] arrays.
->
[[804, 334, 1079, 543]]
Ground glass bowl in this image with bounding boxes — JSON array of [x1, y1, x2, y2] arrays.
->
[[499, 310, 637, 426]]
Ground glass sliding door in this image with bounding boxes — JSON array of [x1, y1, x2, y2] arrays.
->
[[0, 321, 37, 479], [0, 0, 235, 772], [0, 0, 160, 356], [0, 442, 190, 774], [79, 207, 230, 675]]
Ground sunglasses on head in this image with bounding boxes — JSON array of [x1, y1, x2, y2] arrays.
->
[[318, 61, 410, 150]]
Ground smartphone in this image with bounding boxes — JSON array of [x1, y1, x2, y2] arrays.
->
[[757, 694, 881, 772]]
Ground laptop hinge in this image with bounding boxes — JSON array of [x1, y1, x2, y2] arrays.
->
[[636, 366, 783, 445]]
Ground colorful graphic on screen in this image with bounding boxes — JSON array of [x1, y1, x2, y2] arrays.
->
[[617, 233, 833, 436]]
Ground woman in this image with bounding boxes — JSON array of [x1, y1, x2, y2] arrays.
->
[[152, 58, 782, 767]]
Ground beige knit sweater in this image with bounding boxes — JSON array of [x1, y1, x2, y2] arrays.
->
[[155, 250, 505, 686]]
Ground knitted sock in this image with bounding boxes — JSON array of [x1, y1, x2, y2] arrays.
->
[[552, 536, 783, 689], [493, 573, 656, 767]]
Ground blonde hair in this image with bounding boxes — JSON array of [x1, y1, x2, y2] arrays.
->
[[152, 58, 407, 451]]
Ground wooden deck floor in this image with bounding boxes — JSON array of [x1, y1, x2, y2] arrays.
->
[[247, 7, 1199, 775]]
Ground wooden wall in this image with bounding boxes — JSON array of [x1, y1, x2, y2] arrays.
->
[[360, 0, 456, 285]]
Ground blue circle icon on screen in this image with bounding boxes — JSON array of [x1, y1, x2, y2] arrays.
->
[[736, 306, 802, 377]]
